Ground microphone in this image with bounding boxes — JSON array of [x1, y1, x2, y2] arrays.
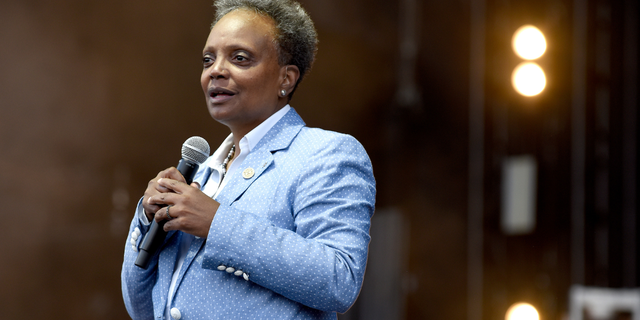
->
[[135, 136, 210, 269]]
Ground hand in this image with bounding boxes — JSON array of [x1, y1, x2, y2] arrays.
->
[[141, 167, 187, 221], [147, 178, 220, 238]]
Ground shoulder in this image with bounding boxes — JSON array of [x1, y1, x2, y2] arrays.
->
[[270, 107, 363, 152], [290, 127, 374, 176], [289, 127, 376, 204], [295, 127, 367, 153]]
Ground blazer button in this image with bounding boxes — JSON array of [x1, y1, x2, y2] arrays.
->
[[170, 307, 181, 320]]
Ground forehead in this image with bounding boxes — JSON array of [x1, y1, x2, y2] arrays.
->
[[206, 9, 277, 50]]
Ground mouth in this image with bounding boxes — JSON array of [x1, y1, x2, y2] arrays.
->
[[207, 87, 236, 102]]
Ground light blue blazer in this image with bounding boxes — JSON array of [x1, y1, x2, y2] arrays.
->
[[122, 108, 376, 319]]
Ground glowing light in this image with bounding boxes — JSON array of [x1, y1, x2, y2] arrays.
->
[[512, 62, 546, 96], [505, 302, 540, 320], [512, 25, 547, 60]]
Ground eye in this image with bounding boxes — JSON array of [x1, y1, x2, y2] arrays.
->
[[202, 55, 214, 68], [233, 53, 251, 64]]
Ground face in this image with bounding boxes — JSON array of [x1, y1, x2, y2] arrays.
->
[[201, 9, 286, 135]]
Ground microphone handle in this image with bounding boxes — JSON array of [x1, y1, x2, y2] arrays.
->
[[134, 159, 199, 269], [134, 219, 168, 269]]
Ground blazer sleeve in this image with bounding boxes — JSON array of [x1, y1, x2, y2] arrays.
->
[[202, 133, 376, 313], [120, 199, 158, 320]]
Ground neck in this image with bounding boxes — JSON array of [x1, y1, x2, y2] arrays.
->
[[227, 103, 287, 147]]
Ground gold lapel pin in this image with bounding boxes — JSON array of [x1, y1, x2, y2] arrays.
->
[[242, 167, 255, 179]]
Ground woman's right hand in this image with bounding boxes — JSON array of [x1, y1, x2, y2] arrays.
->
[[141, 167, 187, 221]]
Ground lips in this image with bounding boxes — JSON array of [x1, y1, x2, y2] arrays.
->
[[207, 87, 236, 102]]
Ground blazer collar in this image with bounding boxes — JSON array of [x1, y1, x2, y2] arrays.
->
[[214, 107, 305, 205], [252, 107, 306, 153]]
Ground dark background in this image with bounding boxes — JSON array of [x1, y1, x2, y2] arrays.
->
[[0, 0, 637, 319]]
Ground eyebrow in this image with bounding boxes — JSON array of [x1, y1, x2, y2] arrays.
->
[[202, 41, 257, 54]]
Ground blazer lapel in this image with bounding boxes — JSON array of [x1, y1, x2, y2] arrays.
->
[[165, 170, 210, 301], [169, 236, 206, 300], [155, 230, 180, 304], [216, 108, 305, 205]]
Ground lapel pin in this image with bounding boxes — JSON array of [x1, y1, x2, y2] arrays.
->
[[242, 167, 255, 179]]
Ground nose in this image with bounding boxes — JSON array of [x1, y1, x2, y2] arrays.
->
[[209, 58, 229, 80]]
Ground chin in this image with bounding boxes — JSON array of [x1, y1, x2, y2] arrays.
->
[[207, 108, 233, 126]]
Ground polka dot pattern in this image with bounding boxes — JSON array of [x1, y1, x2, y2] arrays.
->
[[122, 108, 376, 319]]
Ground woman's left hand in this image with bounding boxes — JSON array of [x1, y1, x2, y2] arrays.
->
[[147, 178, 220, 238]]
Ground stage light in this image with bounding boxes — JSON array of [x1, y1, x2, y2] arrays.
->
[[512, 62, 546, 96], [505, 302, 540, 320], [512, 25, 546, 60]]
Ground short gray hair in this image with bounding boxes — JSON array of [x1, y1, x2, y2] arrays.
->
[[213, 0, 318, 98]]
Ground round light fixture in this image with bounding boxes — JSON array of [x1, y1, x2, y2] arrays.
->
[[505, 302, 540, 320], [512, 62, 546, 96], [512, 25, 547, 60]]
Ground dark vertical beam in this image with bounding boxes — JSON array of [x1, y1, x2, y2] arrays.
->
[[572, 0, 588, 286], [396, 0, 421, 109], [468, 0, 486, 319], [622, 0, 638, 288]]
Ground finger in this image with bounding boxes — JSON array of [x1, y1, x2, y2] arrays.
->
[[142, 203, 161, 218], [155, 205, 177, 223], [148, 168, 186, 194], [157, 178, 190, 194], [153, 183, 171, 194], [147, 191, 178, 207], [148, 176, 170, 194], [162, 214, 181, 231], [157, 167, 184, 180], [153, 169, 181, 192], [143, 180, 166, 211], [158, 167, 187, 183]]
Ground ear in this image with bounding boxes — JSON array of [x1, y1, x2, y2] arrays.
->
[[279, 65, 300, 95]]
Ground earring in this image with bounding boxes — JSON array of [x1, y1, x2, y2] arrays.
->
[[280, 89, 287, 97]]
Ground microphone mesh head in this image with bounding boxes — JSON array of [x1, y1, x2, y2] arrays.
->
[[182, 136, 210, 164]]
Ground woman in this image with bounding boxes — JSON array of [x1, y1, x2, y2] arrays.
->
[[121, 0, 376, 319]]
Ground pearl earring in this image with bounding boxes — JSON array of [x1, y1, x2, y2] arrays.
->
[[280, 89, 287, 97]]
